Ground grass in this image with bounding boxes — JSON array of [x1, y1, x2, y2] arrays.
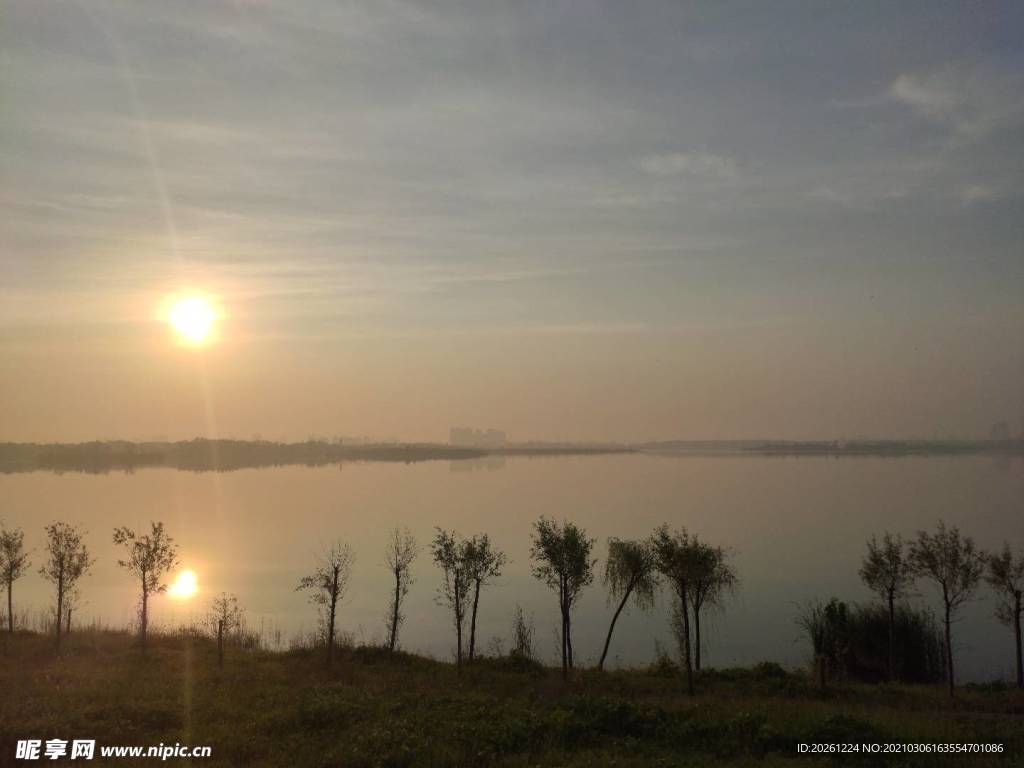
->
[[1, 630, 1022, 767]]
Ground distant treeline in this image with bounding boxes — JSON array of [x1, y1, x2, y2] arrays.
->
[[640, 438, 1024, 456], [747, 439, 1024, 456], [0, 439, 632, 474]]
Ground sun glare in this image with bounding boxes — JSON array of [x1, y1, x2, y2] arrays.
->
[[168, 569, 199, 600], [168, 296, 218, 345]]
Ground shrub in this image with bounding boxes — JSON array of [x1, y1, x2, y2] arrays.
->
[[799, 599, 944, 684], [646, 640, 679, 678], [502, 648, 546, 675], [559, 697, 670, 746], [845, 603, 944, 683], [751, 661, 790, 680], [509, 603, 536, 660]]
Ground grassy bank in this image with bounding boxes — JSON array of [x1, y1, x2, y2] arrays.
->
[[1, 630, 1021, 767]]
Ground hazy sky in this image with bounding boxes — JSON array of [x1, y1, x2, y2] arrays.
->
[[2, 1, 1022, 442]]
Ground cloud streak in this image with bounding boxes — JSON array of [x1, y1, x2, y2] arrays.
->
[[638, 152, 739, 181]]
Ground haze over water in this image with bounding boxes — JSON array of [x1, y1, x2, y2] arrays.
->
[[3, 452, 1020, 681]]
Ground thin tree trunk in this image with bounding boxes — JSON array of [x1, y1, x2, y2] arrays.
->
[[4, 578, 11, 655], [455, 591, 463, 673], [560, 579, 568, 681], [141, 583, 149, 655], [217, 619, 224, 667], [887, 591, 895, 682], [65, 606, 72, 637], [598, 586, 633, 671], [693, 603, 702, 671], [944, 602, 954, 698], [818, 655, 826, 689], [388, 568, 401, 652], [469, 579, 481, 663], [566, 610, 574, 668], [139, 564, 149, 655], [55, 566, 64, 650], [327, 567, 338, 667], [679, 588, 694, 696], [560, 605, 568, 680], [1014, 596, 1022, 690]]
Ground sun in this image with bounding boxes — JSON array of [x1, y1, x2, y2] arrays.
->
[[168, 296, 218, 345], [168, 569, 199, 600]]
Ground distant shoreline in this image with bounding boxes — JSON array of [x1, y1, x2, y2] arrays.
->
[[639, 438, 1024, 457], [0, 438, 635, 474], [1, 437, 1021, 474]]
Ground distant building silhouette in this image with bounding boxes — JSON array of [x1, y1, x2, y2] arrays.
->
[[450, 427, 506, 448]]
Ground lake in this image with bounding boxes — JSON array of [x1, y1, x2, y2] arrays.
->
[[2, 452, 1021, 681]]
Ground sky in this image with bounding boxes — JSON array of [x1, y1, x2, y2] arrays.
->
[[1, 0, 1022, 442]]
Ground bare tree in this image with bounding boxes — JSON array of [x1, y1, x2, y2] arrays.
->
[[530, 517, 596, 680], [430, 528, 471, 672], [113, 522, 179, 655], [597, 538, 657, 671], [688, 538, 737, 671], [384, 528, 418, 652], [858, 532, 915, 682], [986, 542, 1024, 689], [464, 533, 506, 663], [296, 541, 354, 667], [40, 522, 92, 651], [0, 524, 30, 642], [209, 592, 243, 666], [910, 521, 985, 697], [649, 524, 701, 695]]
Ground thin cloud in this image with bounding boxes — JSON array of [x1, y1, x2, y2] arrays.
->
[[638, 152, 739, 181], [638, 154, 737, 182], [888, 74, 958, 117], [887, 68, 1024, 141], [960, 184, 997, 205]]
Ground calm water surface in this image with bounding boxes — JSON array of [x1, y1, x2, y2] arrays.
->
[[3, 453, 1021, 681]]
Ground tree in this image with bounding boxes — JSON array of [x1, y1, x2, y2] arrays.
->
[[209, 592, 243, 667], [597, 538, 657, 671], [858, 532, 915, 681], [40, 522, 92, 651], [112, 522, 179, 654], [796, 598, 850, 689], [986, 543, 1024, 689], [910, 521, 985, 697], [688, 538, 737, 671], [296, 541, 354, 667], [0, 524, 30, 641], [649, 525, 701, 694], [384, 527, 418, 652], [430, 529, 472, 672], [530, 517, 596, 680], [464, 533, 506, 663]]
